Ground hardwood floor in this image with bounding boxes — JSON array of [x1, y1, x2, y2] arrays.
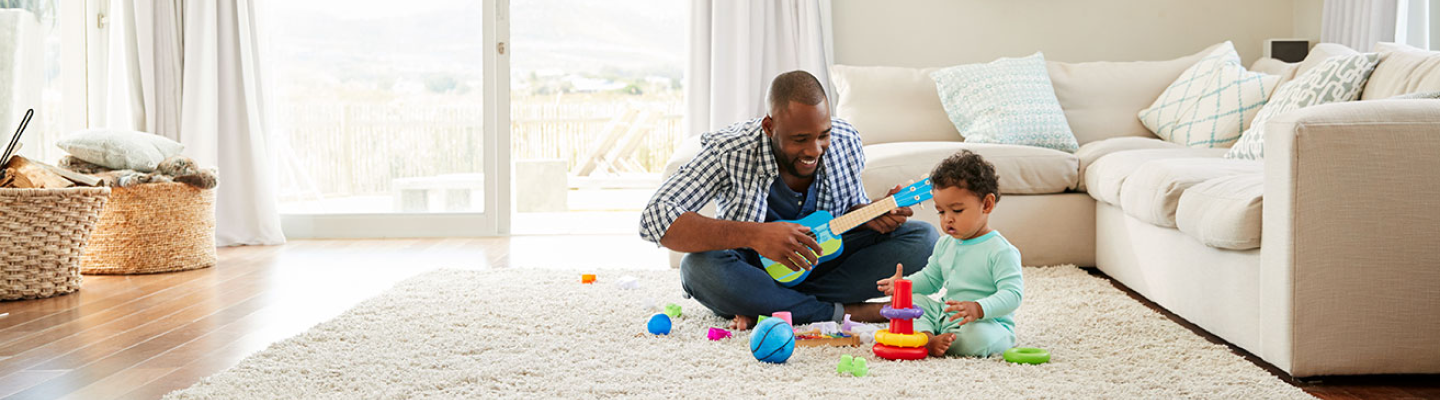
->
[[1, 237, 1434, 399]]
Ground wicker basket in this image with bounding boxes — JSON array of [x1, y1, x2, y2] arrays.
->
[[1, 187, 111, 301], [80, 183, 217, 275]]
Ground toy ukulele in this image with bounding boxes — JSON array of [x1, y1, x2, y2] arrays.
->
[[762, 178, 932, 287]]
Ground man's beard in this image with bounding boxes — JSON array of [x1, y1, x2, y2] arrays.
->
[[772, 141, 819, 179]]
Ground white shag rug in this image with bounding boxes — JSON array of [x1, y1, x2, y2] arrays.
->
[[165, 266, 1313, 399]]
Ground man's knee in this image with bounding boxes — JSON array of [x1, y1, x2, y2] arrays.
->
[[895, 221, 938, 245]]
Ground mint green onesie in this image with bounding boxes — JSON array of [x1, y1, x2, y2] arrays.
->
[[907, 230, 1023, 357]]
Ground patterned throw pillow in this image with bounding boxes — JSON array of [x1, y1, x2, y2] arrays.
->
[[1138, 42, 1280, 148], [930, 52, 1079, 153], [1226, 53, 1381, 160]]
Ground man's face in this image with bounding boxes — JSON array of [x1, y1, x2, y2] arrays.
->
[[762, 100, 831, 179]]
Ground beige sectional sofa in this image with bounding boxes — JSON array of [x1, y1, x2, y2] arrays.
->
[[658, 42, 1440, 378]]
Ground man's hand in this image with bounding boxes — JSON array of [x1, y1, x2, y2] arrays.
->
[[859, 183, 913, 234], [875, 263, 905, 296], [944, 300, 984, 326], [751, 222, 822, 272]]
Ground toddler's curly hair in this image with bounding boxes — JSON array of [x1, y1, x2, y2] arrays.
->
[[929, 149, 1000, 202]]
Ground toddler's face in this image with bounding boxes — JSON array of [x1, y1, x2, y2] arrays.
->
[[931, 185, 995, 240]]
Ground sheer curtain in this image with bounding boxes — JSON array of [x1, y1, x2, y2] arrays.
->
[[107, 0, 284, 246], [1322, 0, 1431, 51], [686, 0, 834, 137]]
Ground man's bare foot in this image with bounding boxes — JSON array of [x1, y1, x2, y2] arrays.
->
[[924, 332, 956, 357], [728, 315, 757, 330], [843, 302, 887, 323]]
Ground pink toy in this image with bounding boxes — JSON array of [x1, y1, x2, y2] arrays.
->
[[707, 327, 733, 341], [842, 314, 857, 332], [772, 311, 793, 325]]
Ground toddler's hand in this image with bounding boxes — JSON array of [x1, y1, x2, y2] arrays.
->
[[875, 263, 905, 296], [944, 300, 984, 326]]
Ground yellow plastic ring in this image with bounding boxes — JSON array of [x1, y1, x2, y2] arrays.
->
[[874, 329, 928, 348]]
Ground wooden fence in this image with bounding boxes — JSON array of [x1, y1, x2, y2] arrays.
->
[[278, 95, 683, 197]]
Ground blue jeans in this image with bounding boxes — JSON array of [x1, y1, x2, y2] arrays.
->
[[679, 220, 938, 325]]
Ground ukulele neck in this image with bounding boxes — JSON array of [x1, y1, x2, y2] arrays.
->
[[828, 196, 899, 234]]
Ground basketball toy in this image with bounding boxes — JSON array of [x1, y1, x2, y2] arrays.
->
[[749, 317, 795, 363], [647, 313, 671, 335]]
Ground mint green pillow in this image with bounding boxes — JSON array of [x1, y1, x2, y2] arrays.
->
[[930, 52, 1079, 153]]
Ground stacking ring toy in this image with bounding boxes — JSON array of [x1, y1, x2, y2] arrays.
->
[[1003, 347, 1050, 364], [879, 305, 924, 320], [874, 329, 928, 348]]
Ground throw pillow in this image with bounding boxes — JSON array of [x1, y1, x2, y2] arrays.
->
[[930, 52, 1079, 153], [56, 129, 185, 172], [1360, 42, 1440, 100], [1137, 41, 1280, 148], [1226, 52, 1381, 160]]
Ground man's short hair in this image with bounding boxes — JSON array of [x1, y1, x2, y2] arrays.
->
[[767, 70, 827, 116]]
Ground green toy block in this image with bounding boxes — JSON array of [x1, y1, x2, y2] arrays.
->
[[837, 354, 867, 377], [664, 303, 682, 318]]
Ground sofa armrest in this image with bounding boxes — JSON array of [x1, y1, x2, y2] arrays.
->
[[1260, 99, 1440, 377]]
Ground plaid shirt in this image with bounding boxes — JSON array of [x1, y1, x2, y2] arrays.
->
[[639, 117, 870, 245]]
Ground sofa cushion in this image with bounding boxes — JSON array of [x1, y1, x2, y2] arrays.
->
[[1073, 137, 1183, 191], [1250, 57, 1299, 86], [1118, 158, 1264, 228], [1361, 42, 1440, 100], [931, 53, 1079, 153], [1176, 173, 1264, 250], [830, 65, 960, 145], [1137, 41, 1281, 149], [1084, 147, 1228, 206], [1046, 43, 1216, 146], [1227, 52, 1381, 160], [863, 142, 1078, 196]]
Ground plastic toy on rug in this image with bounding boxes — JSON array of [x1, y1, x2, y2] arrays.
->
[[707, 327, 732, 341], [647, 313, 671, 335], [749, 317, 795, 363], [836, 354, 869, 377], [872, 279, 928, 360], [794, 319, 861, 347], [615, 275, 640, 290], [664, 303, 682, 318], [581, 274, 596, 284]]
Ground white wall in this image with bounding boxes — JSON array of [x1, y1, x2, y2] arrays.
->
[[1293, 0, 1324, 45], [833, 0, 1300, 67]]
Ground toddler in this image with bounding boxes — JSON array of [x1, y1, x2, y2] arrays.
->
[[876, 149, 1023, 357]]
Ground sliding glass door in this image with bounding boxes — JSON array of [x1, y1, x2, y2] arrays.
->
[[268, 0, 510, 237]]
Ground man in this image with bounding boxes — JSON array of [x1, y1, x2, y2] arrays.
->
[[639, 70, 938, 329]]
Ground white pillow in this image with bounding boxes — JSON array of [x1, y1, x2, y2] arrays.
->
[[1137, 41, 1280, 149], [930, 52, 1079, 153], [830, 65, 961, 145], [1361, 42, 1440, 100], [1046, 42, 1220, 146], [57, 129, 185, 172], [1226, 52, 1381, 160]]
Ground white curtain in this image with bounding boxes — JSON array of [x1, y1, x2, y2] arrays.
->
[[108, 0, 284, 246], [1395, 0, 1430, 49], [1322, 0, 1433, 51], [686, 0, 834, 137]]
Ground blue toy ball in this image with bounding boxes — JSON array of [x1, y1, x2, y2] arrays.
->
[[749, 317, 795, 363], [647, 313, 671, 335]]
